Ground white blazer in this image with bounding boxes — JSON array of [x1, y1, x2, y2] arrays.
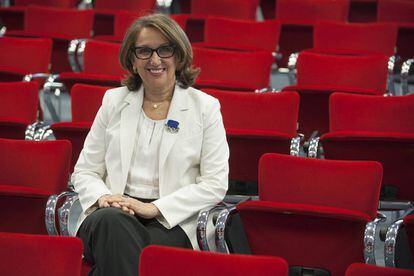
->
[[71, 84, 229, 250]]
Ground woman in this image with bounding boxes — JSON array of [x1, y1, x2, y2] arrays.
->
[[72, 14, 229, 276]]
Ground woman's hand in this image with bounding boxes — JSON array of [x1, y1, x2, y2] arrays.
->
[[97, 194, 134, 215], [118, 198, 161, 219]]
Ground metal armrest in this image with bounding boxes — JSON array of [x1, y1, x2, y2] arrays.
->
[[197, 203, 228, 251], [215, 205, 238, 253], [77, 0, 93, 9], [308, 136, 320, 158], [58, 192, 80, 236], [254, 87, 279, 93], [68, 39, 81, 72], [385, 219, 404, 267], [364, 213, 386, 264], [379, 201, 414, 212], [401, 59, 414, 96], [287, 52, 299, 85], [387, 55, 397, 96], [76, 39, 87, 72], [290, 134, 304, 156], [45, 191, 79, 236], [43, 74, 67, 122]]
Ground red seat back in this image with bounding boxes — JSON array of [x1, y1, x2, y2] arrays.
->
[[193, 47, 273, 91], [14, 0, 78, 7], [25, 6, 94, 38], [377, 0, 414, 23], [0, 81, 38, 124], [296, 51, 389, 95], [0, 37, 52, 73], [71, 84, 109, 122], [94, 0, 156, 11], [203, 17, 281, 52], [191, 0, 259, 20], [259, 153, 382, 217], [329, 93, 414, 133], [346, 263, 414, 276], [83, 40, 125, 76], [0, 139, 71, 194], [314, 22, 398, 56], [276, 0, 349, 23], [140, 245, 289, 276], [0, 232, 83, 276]]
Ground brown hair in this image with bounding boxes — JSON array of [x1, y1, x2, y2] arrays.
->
[[119, 13, 200, 91]]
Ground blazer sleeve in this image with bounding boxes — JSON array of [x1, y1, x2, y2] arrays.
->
[[152, 98, 229, 229], [71, 92, 113, 213]]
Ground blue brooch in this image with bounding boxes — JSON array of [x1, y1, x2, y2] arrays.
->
[[165, 119, 179, 133]]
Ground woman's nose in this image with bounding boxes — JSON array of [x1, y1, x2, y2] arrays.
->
[[149, 52, 162, 66]]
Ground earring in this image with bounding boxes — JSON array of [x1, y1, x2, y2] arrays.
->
[[133, 67, 138, 74]]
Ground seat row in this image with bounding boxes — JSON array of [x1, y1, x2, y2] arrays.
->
[[1, 232, 412, 276]]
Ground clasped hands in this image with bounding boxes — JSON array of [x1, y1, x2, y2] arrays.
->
[[97, 194, 160, 219]]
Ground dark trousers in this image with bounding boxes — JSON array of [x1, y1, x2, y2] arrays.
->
[[78, 204, 192, 276]]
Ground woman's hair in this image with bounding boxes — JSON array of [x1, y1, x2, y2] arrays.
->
[[119, 13, 200, 91]]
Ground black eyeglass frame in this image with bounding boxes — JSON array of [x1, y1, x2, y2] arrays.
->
[[132, 45, 176, 60]]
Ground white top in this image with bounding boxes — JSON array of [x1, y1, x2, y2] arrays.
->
[[124, 109, 165, 199]]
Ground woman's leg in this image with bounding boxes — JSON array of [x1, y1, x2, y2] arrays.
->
[[144, 219, 193, 249], [78, 207, 150, 276]]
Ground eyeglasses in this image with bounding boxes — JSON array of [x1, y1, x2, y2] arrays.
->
[[132, 45, 176, 60]]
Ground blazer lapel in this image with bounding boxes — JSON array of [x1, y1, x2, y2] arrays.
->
[[120, 86, 144, 188], [159, 85, 189, 171]]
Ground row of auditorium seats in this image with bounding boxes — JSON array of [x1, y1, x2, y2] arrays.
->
[[1, 0, 414, 69], [1, 81, 414, 202], [2, 232, 412, 276], [1, 137, 414, 274]]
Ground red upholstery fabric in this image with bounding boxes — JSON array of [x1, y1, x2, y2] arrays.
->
[[193, 47, 273, 91], [197, 17, 280, 52], [94, 0, 156, 11], [0, 139, 71, 233], [296, 51, 388, 94], [205, 90, 299, 182], [0, 82, 38, 124], [328, 93, 414, 133], [377, 0, 414, 24], [259, 153, 382, 217], [52, 84, 108, 172], [14, 0, 78, 7], [190, 0, 259, 20], [314, 22, 398, 56], [0, 81, 38, 139], [0, 232, 82, 276], [140, 245, 289, 276], [321, 93, 414, 201], [0, 37, 52, 80], [276, 0, 349, 24], [237, 153, 382, 276], [58, 40, 124, 90], [346, 263, 414, 276]]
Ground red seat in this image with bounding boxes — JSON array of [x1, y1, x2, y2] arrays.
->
[[204, 89, 299, 183], [377, 0, 414, 61], [348, 0, 378, 23], [6, 6, 94, 73], [346, 263, 414, 276], [0, 81, 38, 139], [0, 0, 79, 31], [237, 153, 382, 276], [275, 0, 349, 67], [282, 50, 389, 137], [140, 245, 289, 276], [193, 17, 280, 53], [92, 0, 156, 36], [320, 92, 414, 201], [185, 0, 260, 42], [193, 47, 273, 91], [56, 40, 124, 91], [313, 21, 398, 57], [0, 138, 71, 234], [0, 232, 83, 276], [51, 84, 109, 172], [0, 37, 52, 82]]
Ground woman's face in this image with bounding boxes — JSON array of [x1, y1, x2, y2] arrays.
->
[[133, 27, 177, 92]]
